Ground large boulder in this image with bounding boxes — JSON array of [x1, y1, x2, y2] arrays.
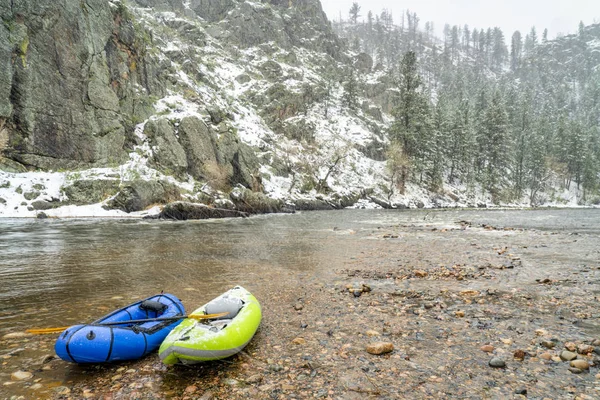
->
[[178, 116, 218, 180], [152, 201, 248, 220], [62, 179, 121, 205], [144, 119, 188, 178], [107, 180, 181, 212], [215, 132, 260, 189], [229, 187, 284, 214]]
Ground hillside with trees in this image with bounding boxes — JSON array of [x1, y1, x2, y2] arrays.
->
[[334, 4, 600, 205]]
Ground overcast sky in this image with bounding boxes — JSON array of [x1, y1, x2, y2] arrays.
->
[[320, 0, 600, 39]]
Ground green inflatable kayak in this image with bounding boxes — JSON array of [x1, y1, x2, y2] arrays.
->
[[159, 286, 261, 364]]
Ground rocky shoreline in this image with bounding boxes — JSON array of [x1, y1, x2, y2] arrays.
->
[[2, 217, 600, 399]]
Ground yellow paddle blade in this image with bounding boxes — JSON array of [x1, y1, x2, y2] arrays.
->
[[26, 327, 70, 334], [189, 312, 229, 320]]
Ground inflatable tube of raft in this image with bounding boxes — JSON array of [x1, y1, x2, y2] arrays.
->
[[55, 293, 185, 363]]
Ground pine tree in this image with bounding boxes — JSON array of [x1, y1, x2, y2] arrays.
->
[[482, 90, 511, 200], [349, 2, 361, 24], [389, 51, 432, 190], [342, 69, 359, 110], [510, 31, 522, 72]]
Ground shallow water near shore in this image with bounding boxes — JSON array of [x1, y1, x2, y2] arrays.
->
[[1, 208, 599, 399]]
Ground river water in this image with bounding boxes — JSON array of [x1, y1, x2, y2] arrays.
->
[[0, 208, 599, 337]]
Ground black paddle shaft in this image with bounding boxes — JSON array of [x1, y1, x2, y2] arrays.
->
[[95, 315, 186, 326]]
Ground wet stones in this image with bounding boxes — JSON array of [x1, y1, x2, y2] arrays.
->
[[513, 349, 526, 361], [480, 345, 494, 353], [541, 340, 556, 349], [564, 342, 577, 352], [10, 371, 33, 381], [346, 283, 372, 297], [489, 357, 506, 368], [560, 351, 577, 361], [570, 360, 590, 370], [414, 270, 428, 278], [366, 342, 394, 355], [2, 332, 32, 339], [577, 344, 594, 355]]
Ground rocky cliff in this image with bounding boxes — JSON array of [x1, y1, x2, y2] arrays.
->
[[0, 0, 407, 217], [0, 0, 169, 171]]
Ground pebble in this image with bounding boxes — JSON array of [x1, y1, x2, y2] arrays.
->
[[366, 342, 394, 355], [223, 378, 240, 387], [29, 383, 43, 390], [541, 341, 556, 349], [294, 303, 303, 311], [489, 357, 506, 368], [414, 270, 428, 278], [184, 385, 198, 394], [292, 337, 306, 345], [569, 367, 584, 374], [53, 386, 71, 395], [480, 345, 494, 353], [513, 349, 526, 360], [560, 351, 577, 361], [454, 311, 465, 318], [2, 332, 32, 340], [246, 374, 263, 384], [564, 342, 577, 352], [366, 330, 380, 337], [539, 352, 553, 360], [10, 371, 33, 381], [515, 388, 527, 395], [577, 344, 594, 354], [570, 359, 590, 370]]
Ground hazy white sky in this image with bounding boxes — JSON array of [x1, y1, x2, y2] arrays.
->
[[320, 0, 600, 39]]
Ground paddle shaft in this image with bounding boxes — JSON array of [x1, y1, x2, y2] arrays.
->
[[99, 314, 191, 326], [26, 312, 228, 334]]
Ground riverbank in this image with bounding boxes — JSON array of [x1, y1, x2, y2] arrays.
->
[[2, 211, 600, 399]]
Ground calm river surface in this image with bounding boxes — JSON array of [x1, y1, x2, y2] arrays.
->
[[0, 208, 598, 336]]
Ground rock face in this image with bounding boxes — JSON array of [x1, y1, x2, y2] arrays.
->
[[0, 0, 165, 170], [152, 201, 248, 220], [62, 180, 121, 205], [107, 180, 181, 212]]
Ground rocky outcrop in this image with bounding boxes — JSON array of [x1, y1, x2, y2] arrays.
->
[[229, 187, 285, 214], [144, 119, 188, 179], [178, 116, 218, 180], [0, 0, 166, 171], [62, 180, 121, 205], [106, 180, 181, 212], [215, 131, 261, 189], [150, 201, 248, 220]]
